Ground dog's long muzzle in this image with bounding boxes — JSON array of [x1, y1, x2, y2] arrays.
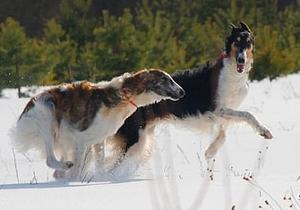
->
[[177, 88, 185, 98], [169, 86, 185, 101], [236, 53, 246, 73]]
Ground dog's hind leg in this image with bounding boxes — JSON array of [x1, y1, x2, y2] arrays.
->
[[86, 142, 112, 181], [33, 101, 74, 171], [111, 125, 155, 179], [40, 125, 73, 170], [219, 108, 273, 139], [100, 135, 127, 171], [53, 141, 75, 180]]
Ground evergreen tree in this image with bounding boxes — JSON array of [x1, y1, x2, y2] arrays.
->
[[0, 18, 37, 97], [91, 9, 142, 79], [58, 0, 96, 47], [42, 19, 77, 84], [1, 0, 300, 92]]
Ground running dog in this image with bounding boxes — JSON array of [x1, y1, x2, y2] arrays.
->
[[11, 69, 185, 180], [103, 22, 273, 177]]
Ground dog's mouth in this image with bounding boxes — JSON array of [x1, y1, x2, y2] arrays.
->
[[168, 88, 185, 101], [237, 63, 245, 73]]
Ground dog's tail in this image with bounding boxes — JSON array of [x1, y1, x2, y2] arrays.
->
[[10, 96, 56, 156]]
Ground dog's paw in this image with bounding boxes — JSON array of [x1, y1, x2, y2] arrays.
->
[[260, 128, 273, 139], [53, 170, 65, 179], [205, 147, 217, 159], [56, 161, 74, 170], [47, 159, 74, 170]]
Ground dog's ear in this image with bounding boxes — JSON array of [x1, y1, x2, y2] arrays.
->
[[230, 23, 238, 34], [121, 87, 131, 94], [240, 22, 251, 33], [122, 72, 131, 79]]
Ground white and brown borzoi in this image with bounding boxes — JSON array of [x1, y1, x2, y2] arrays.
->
[[11, 69, 185, 180], [102, 22, 273, 177]]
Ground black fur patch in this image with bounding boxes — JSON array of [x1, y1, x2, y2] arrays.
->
[[117, 60, 223, 150]]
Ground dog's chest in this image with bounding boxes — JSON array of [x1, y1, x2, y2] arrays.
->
[[76, 104, 136, 145], [215, 59, 249, 109]]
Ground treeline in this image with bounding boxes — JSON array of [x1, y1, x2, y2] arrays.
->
[[0, 0, 300, 96]]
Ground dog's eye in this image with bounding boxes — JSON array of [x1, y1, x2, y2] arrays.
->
[[246, 41, 251, 48]]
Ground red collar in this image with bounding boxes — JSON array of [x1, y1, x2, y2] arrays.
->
[[127, 99, 138, 108], [121, 89, 138, 109], [220, 52, 229, 60]]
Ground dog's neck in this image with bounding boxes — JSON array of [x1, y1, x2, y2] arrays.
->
[[215, 54, 252, 109], [132, 92, 166, 108], [120, 89, 138, 108], [116, 89, 166, 114], [101, 91, 165, 130]]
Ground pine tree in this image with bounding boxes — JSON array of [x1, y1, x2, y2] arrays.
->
[[42, 19, 77, 84], [0, 18, 28, 97], [91, 9, 142, 79]]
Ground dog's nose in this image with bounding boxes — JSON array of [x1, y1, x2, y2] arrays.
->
[[237, 57, 245, 63], [178, 88, 185, 98]]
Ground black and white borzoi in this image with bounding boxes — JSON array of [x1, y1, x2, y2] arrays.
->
[[101, 22, 273, 177], [11, 69, 185, 180]]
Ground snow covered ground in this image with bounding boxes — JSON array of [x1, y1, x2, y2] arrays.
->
[[1, 73, 300, 210]]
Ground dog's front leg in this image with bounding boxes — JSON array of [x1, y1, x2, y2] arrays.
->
[[218, 108, 273, 139]]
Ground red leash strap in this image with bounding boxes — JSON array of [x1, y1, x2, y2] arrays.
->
[[121, 89, 138, 108], [128, 99, 138, 108]]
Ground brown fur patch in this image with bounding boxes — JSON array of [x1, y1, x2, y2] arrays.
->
[[122, 69, 166, 95], [246, 47, 254, 60], [122, 70, 149, 95], [19, 96, 36, 120], [20, 81, 123, 131], [107, 134, 127, 155]]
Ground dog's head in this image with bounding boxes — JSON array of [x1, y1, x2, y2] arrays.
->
[[122, 69, 185, 102], [225, 22, 255, 73]]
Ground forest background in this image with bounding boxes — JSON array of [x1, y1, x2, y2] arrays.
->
[[0, 0, 299, 97]]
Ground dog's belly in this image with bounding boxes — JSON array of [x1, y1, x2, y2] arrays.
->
[[165, 112, 220, 134], [59, 116, 125, 149], [56, 104, 136, 161]]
